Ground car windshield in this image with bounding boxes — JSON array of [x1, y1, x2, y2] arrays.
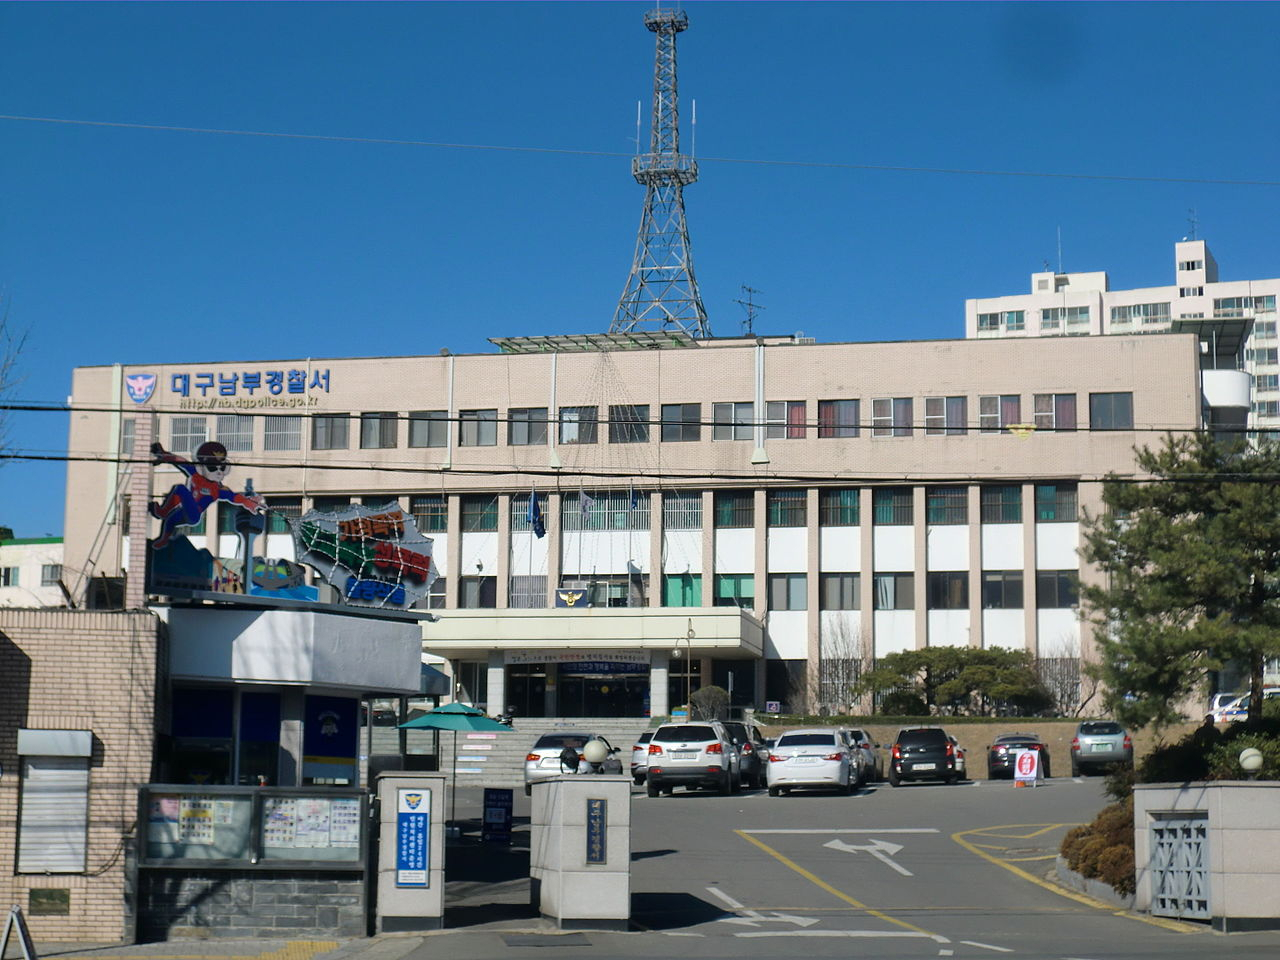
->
[[1078, 722, 1123, 735], [777, 733, 838, 747], [533, 734, 589, 749], [653, 725, 717, 742], [723, 723, 746, 739], [846, 729, 867, 741], [897, 729, 947, 747], [636, 731, 653, 744]]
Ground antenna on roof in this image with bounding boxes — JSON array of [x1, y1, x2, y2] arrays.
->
[[1187, 207, 1199, 241], [733, 285, 765, 336], [1057, 225, 1064, 275]]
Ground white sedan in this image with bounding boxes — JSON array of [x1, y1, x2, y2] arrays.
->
[[767, 728, 855, 796]]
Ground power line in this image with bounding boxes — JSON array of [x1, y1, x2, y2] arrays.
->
[[3, 113, 1278, 189]]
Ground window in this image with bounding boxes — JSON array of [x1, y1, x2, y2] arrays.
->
[[459, 409, 497, 447], [925, 396, 967, 436], [422, 577, 447, 610], [819, 572, 860, 610], [1090, 392, 1134, 430], [873, 488, 912, 525], [360, 412, 398, 449], [408, 410, 448, 448], [817, 399, 859, 438], [712, 401, 753, 441], [981, 485, 1022, 523], [170, 416, 207, 455], [927, 571, 968, 610], [1035, 483, 1077, 522], [1178, 260, 1203, 271], [765, 400, 806, 439], [508, 408, 548, 446], [768, 573, 807, 611], [1215, 295, 1276, 317], [663, 491, 702, 530], [926, 486, 967, 524], [311, 496, 350, 514], [767, 489, 806, 527], [1252, 400, 1280, 418], [1033, 393, 1077, 431], [410, 494, 447, 533], [608, 404, 649, 444], [1250, 348, 1279, 366], [266, 497, 301, 534], [714, 573, 755, 608], [873, 572, 914, 610], [977, 310, 1024, 331], [663, 573, 702, 607], [1110, 302, 1170, 325], [1, 566, 18, 587], [1255, 320, 1278, 339], [563, 491, 650, 531], [460, 495, 498, 532], [1179, 286, 1204, 298], [1036, 570, 1079, 608], [120, 418, 136, 456], [40, 564, 62, 587], [580, 574, 644, 608], [263, 416, 301, 451], [871, 397, 913, 437], [660, 403, 701, 442], [1041, 306, 1089, 330], [459, 576, 497, 609], [216, 414, 254, 452], [312, 414, 349, 450], [982, 570, 1023, 609], [557, 406, 598, 445], [1257, 374, 1279, 392], [509, 575, 547, 609], [714, 491, 754, 529], [977, 313, 1000, 332], [818, 488, 859, 526], [979, 395, 1021, 433]]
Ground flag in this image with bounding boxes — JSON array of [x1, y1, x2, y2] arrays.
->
[[580, 490, 595, 524], [527, 488, 545, 539], [629, 483, 639, 511]]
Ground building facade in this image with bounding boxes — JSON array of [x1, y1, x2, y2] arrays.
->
[[63, 332, 1215, 717], [0, 538, 65, 608]]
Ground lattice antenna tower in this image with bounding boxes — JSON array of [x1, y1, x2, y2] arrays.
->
[[611, 8, 711, 338], [733, 284, 765, 337]]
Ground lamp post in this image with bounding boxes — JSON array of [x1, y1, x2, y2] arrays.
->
[[671, 618, 695, 718]]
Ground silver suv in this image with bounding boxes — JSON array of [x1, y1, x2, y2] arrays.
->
[[1070, 720, 1132, 777], [645, 721, 740, 797]]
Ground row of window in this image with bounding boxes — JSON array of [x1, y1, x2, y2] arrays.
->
[[978, 296, 1276, 332], [0, 564, 62, 588], [161, 391, 1136, 455], [433, 570, 1079, 611]]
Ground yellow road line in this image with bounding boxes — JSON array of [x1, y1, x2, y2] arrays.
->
[[951, 826, 1199, 934], [734, 829, 945, 941], [48, 942, 340, 960]]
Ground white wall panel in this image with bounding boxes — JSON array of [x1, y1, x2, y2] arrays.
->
[[926, 526, 969, 571], [982, 609, 1026, 650], [713, 528, 755, 574], [1035, 523, 1081, 569], [927, 610, 970, 646], [819, 611, 865, 658], [1037, 609, 1081, 657], [764, 611, 808, 659], [766, 528, 807, 573], [427, 533, 447, 575], [819, 528, 861, 572], [662, 531, 703, 574], [872, 527, 914, 572], [560, 531, 650, 576], [509, 531, 550, 576], [264, 532, 298, 562], [461, 531, 500, 577], [981, 525, 1022, 570], [873, 611, 915, 656]]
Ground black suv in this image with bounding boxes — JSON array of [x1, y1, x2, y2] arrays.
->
[[888, 727, 959, 786], [722, 720, 768, 789]]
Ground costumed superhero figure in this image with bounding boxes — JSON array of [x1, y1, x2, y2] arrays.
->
[[148, 440, 266, 549]]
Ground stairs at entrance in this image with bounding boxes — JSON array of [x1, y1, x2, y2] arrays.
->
[[448, 717, 655, 789]]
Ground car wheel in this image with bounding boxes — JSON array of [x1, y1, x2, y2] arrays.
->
[[646, 782, 659, 798], [719, 772, 732, 796], [768, 785, 780, 797], [846, 776, 857, 796], [888, 770, 900, 788], [524, 784, 532, 797], [731, 771, 741, 794], [1071, 760, 1081, 777], [1043, 761, 1051, 779]]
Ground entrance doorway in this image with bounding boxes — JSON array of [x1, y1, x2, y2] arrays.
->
[[557, 675, 648, 717], [505, 665, 548, 718]]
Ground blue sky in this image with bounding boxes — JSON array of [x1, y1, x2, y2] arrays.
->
[[3, 1, 1280, 537]]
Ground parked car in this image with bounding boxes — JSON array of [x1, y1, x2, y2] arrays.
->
[[523, 730, 620, 796], [948, 735, 968, 781], [1070, 720, 1132, 777], [888, 727, 960, 786], [1210, 692, 1247, 723], [767, 728, 855, 797], [645, 721, 740, 797], [841, 728, 883, 784], [630, 730, 654, 784], [1213, 688, 1280, 723], [723, 720, 768, 788], [987, 732, 1052, 779]]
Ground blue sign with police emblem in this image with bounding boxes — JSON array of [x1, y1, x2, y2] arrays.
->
[[125, 373, 157, 404]]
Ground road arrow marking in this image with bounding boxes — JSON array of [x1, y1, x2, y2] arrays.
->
[[824, 838, 913, 876], [707, 886, 820, 928]]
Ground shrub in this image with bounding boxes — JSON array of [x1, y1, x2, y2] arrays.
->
[[1205, 732, 1280, 780], [690, 685, 730, 721], [1059, 796, 1134, 896], [879, 691, 928, 716], [1097, 844, 1136, 897]]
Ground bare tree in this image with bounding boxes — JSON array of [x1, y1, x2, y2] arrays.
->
[[1036, 635, 1094, 717], [812, 615, 864, 716]]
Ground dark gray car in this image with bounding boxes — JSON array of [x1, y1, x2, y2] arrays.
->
[[1071, 720, 1132, 776], [723, 720, 768, 789]]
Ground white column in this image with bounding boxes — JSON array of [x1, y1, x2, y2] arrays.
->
[[649, 651, 670, 718], [486, 650, 507, 717]]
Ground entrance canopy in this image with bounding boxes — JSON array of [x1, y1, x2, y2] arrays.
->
[[420, 607, 764, 661]]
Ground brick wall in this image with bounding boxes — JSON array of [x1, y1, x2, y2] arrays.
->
[[0, 609, 161, 943]]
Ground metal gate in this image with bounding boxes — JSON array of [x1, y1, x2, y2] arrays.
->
[[1150, 815, 1210, 919]]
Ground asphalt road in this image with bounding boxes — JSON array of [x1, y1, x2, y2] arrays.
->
[[419, 774, 1280, 960]]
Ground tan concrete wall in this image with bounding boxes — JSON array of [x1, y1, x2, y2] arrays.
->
[[0, 609, 160, 942]]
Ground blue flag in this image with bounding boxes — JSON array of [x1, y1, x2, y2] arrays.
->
[[629, 484, 639, 511], [528, 489, 546, 539]]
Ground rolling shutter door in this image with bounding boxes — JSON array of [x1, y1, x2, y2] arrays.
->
[[18, 756, 89, 873]]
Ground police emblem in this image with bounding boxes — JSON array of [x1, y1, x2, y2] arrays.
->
[[125, 373, 157, 404]]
